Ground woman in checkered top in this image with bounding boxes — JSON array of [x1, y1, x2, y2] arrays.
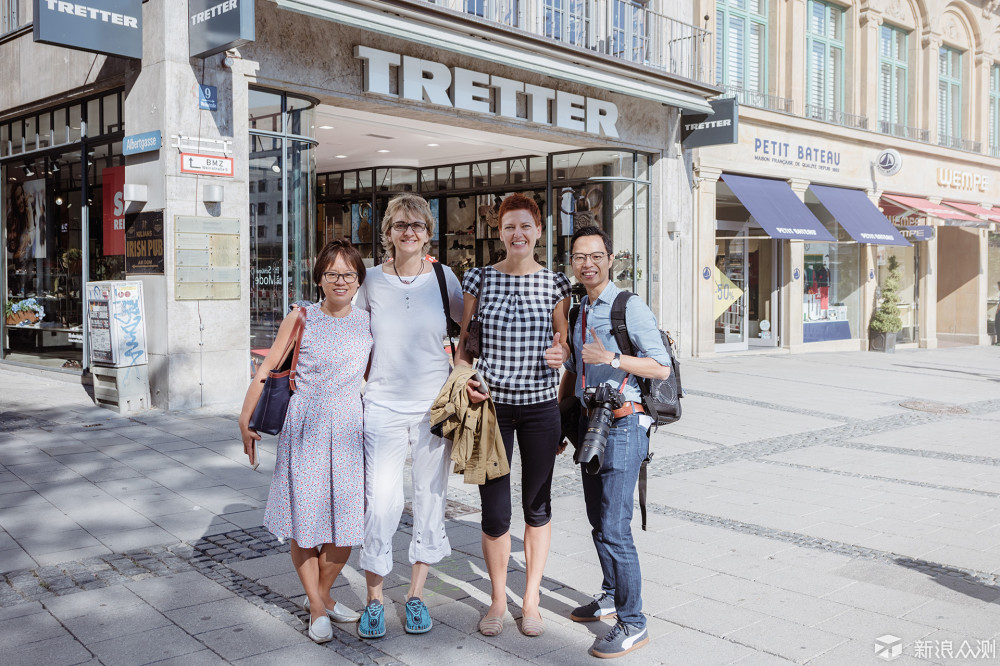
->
[[456, 192, 572, 638]]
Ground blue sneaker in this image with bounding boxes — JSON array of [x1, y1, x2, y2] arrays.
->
[[590, 620, 649, 658], [404, 597, 432, 634], [358, 600, 386, 639]]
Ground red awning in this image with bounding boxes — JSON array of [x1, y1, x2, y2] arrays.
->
[[881, 194, 984, 226], [942, 201, 1000, 224]]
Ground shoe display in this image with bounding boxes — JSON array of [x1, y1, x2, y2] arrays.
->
[[570, 591, 617, 622], [358, 600, 386, 639], [307, 615, 333, 643], [589, 620, 649, 659], [404, 596, 432, 634], [302, 596, 361, 623]]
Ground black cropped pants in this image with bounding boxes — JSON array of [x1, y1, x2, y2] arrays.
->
[[478, 399, 561, 537]]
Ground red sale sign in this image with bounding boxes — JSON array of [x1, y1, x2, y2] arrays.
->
[[102, 166, 126, 255]]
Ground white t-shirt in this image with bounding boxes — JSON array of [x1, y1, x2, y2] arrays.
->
[[355, 263, 464, 413]]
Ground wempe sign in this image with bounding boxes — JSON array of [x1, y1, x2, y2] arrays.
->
[[33, 0, 142, 60]]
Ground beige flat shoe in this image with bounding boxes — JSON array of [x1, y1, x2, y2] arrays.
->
[[520, 615, 545, 637], [478, 615, 504, 637]]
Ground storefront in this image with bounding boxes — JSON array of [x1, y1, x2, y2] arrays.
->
[[693, 110, 997, 355], [2, 1, 714, 407], [1, 91, 126, 370]]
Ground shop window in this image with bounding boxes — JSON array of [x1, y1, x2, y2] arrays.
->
[[802, 243, 862, 342], [715, 0, 767, 105], [878, 25, 908, 136], [938, 46, 963, 147], [990, 65, 1000, 157], [805, 0, 845, 121]]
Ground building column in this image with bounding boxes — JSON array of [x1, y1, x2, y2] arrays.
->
[[125, 1, 251, 409], [784, 178, 809, 353], [692, 166, 721, 357], [857, 10, 883, 125], [861, 190, 881, 345], [920, 31, 942, 143], [973, 49, 991, 156], [919, 233, 938, 348], [978, 227, 991, 344], [783, 0, 808, 113]]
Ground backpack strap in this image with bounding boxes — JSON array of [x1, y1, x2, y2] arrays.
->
[[609, 290, 660, 424], [432, 262, 460, 361], [568, 301, 582, 367]]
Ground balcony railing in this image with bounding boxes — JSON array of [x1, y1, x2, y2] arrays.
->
[[721, 85, 793, 113], [427, 0, 712, 83], [990, 145, 1000, 158], [938, 134, 982, 153], [804, 104, 869, 130], [1, 0, 17, 35], [877, 120, 929, 143]]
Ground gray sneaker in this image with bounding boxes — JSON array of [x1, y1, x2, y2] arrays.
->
[[589, 620, 649, 659], [570, 591, 617, 622]]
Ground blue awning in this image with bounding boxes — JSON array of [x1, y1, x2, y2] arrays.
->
[[810, 185, 911, 247], [720, 174, 836, 241]]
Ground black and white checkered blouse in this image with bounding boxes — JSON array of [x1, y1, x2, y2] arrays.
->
[[462, 266, 572, 405]]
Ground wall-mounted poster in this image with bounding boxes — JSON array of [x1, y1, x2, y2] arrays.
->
[[352, 202, 374, 245], [20, 178, 47, 260], [429, 198, 440, 243]]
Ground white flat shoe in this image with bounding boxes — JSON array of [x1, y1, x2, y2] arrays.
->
[[302, 596, 362, 623], [308, 615, 333, 643]]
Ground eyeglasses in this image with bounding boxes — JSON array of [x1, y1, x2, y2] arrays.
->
[[322, 271, 359, 284], [391, 221, 428, 233], [570, 252, 609, 265]]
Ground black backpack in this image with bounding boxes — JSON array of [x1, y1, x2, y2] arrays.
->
[[568, 291, 683, 532], [569, 291, 683, 427]]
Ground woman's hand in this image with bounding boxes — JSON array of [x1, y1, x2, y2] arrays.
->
[[544, 332, 568, 369], [466, 379, 489, 404], [240, 420, 261, 466]]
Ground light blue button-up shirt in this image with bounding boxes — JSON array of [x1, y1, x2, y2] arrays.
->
[[564, 281, 671, 403]]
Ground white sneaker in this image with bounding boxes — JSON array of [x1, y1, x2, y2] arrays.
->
[[302, 596, 362, 623], [308, 615, 333, 643]]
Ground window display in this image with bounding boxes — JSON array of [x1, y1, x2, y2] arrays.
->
[[802, 242, 862, 342], [2, 90, 123, 370]]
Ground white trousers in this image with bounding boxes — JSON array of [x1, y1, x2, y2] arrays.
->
[[359, 403, 453, 577]]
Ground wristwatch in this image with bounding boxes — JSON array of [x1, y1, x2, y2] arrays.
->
[[610, 353, 621, 369]]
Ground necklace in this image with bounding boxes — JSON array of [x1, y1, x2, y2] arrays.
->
[[392, 258, 425, 285]]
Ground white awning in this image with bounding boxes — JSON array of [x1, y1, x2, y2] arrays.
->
[[276, 0, 715, 113]]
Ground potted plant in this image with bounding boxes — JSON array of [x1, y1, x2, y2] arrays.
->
[[869, 255, 903, 353], [4, 297, 45, 326]]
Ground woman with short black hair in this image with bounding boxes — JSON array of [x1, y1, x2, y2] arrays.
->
[[239, 239, 371, 644]]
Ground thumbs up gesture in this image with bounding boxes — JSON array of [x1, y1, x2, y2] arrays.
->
[[545, 332, 568, 369]]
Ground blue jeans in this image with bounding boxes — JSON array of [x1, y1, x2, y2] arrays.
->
[[580, 414, 648, 628]]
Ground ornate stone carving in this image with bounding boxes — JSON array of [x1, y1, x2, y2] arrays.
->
[[885, 0, 906, 22]]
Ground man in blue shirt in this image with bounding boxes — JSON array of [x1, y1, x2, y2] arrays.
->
[[560, 225, 671, 658]]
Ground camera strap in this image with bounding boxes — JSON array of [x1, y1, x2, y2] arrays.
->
[[580, 300, 630, 395]]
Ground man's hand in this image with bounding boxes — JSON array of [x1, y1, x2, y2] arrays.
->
[[544, 332, 568, 369], [582, 327, 615, 366]]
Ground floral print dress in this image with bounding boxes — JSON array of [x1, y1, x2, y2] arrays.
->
[[263, 302, 372, 548]]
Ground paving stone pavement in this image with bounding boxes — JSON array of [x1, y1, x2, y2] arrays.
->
[[2, 346, 1000, 664]]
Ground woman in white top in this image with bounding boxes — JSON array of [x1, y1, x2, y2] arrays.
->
[[354, 193, 464, 639]]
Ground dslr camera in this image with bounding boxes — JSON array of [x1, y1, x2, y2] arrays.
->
[[574, 385, 623, 475]]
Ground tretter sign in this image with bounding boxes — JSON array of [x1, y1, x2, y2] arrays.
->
[[33, 0, 142, 59], [189, 0, 255, 58], [355, 45, 620, 138]]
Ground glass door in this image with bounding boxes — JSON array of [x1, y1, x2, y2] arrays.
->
[[748, 238, 779, 347], [715, 237, 748, 351]]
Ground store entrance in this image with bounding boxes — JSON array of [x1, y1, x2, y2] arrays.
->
[[715, 235, 779, 351]]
